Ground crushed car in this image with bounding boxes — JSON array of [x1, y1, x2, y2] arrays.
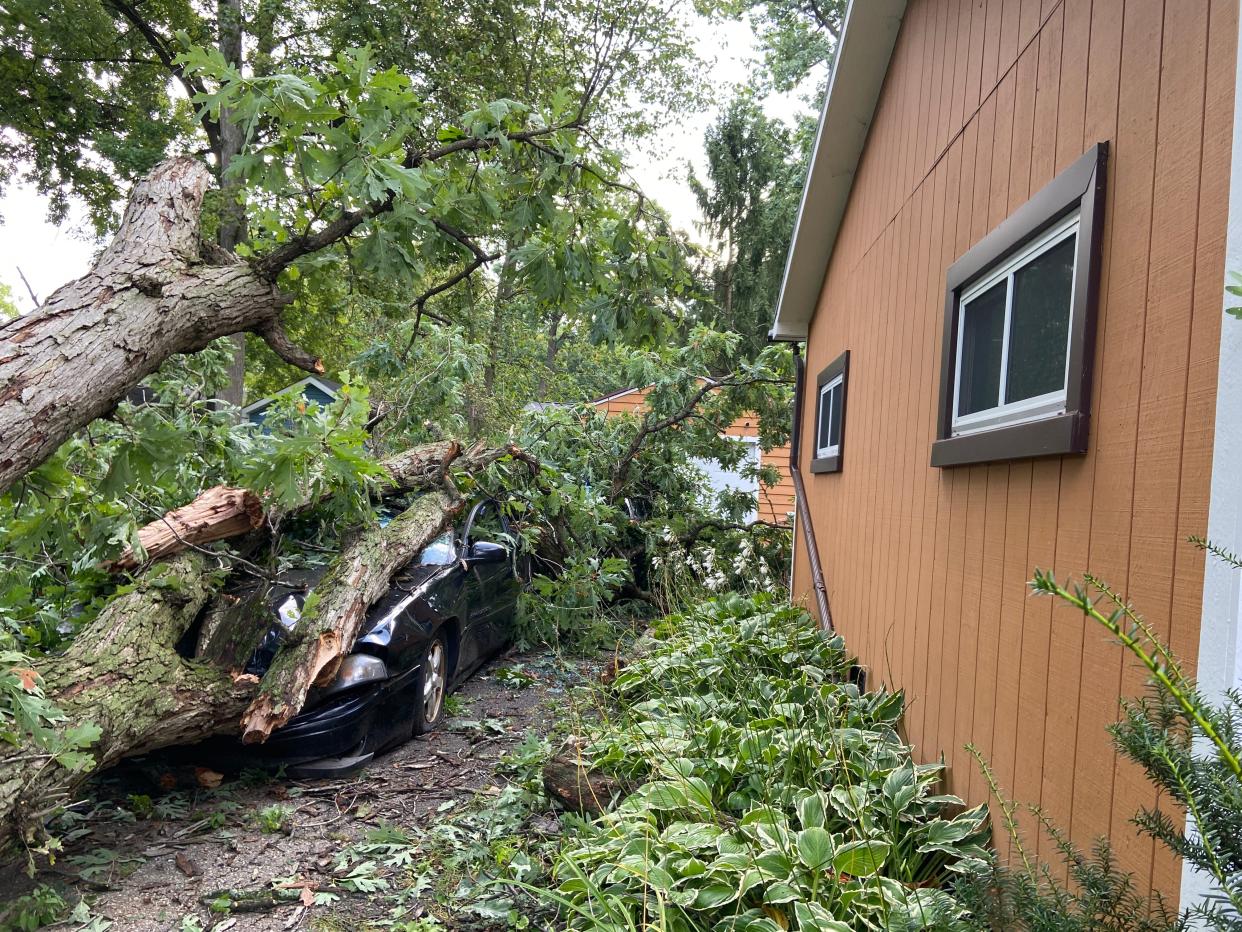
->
[[195, 498, 524, 777]]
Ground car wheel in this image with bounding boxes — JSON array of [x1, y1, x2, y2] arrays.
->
[[413, 633, 448, 735]]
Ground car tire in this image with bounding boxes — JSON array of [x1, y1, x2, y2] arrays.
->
[[413, 632, 449, 735]]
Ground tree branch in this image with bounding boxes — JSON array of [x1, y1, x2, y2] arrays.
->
[[676, 518, 790, 547], [104, 0, 222, 154], [255, 319, 323, 374], [609, 378, 719, 502], [252, 119, 580, 279]]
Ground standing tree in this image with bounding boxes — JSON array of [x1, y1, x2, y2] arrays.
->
[[0, 0, 704, 413], [700, 0, 845, 93], [687, 0, 845, 358], [689, 95, 804, 359]]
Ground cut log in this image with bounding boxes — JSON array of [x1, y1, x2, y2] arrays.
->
[[542, 756, 632, 817], [240, 489, 465, 744], [107, 485, 264, 572], [0, 554, 255, 848], [0, 157, 319, 497]]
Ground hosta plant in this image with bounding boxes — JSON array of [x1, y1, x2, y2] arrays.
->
[[549, 593, 991, 930]]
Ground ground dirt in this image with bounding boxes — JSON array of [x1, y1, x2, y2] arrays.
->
[[0, 648, 601, 931]]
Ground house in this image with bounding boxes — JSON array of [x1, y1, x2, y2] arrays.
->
[[593, 385, 795, 525], [771, 0, 1239, 906], [242, 376, 342, 428]]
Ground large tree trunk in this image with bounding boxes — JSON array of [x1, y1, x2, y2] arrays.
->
[[0, 554, 255, 847], [0, 158, 319, 496], [217, 0, 249, 410], [240, 489, 463, 744]]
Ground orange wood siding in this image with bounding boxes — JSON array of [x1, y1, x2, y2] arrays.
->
[[594, 387, 794, 524], [791, 0, 1236, 901]]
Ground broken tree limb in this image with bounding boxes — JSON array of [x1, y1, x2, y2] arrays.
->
[[542, 756, 633, 817], [0, 554, 256, 848], [103, 443, 466, 574], [0, 157, 320, 496], [106, 485, 264, 572], [240, 489, 464, 744]]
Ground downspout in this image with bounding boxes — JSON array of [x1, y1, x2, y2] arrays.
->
[[788, 343, 834, 632]]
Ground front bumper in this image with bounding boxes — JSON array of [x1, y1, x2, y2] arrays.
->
[[189, 686, 380, 776]]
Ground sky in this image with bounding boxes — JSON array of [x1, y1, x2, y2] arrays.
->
[[0, 11, 811, 316]]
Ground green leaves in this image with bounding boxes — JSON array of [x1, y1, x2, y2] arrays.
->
[[549, 595, 992, 928], [1227, 271, 1242, 320], [831, 840, 889, 877], [796, 827, 836, 870]]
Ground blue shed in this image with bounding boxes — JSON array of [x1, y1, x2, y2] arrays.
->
[[243, 376, 342, 429]]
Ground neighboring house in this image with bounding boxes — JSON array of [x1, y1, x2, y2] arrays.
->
[[771, 0, 1239, 907], [593, 386, 794, 525], [242, 376, 342, 428]]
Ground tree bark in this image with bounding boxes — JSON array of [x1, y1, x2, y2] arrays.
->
[[106, 486, 264, 572], [542, 756, 632, 817], [0, 157, 320, 497], [0, 554, 255, 848], [240, 489, 463, 744], [217, 0, 248, 410]]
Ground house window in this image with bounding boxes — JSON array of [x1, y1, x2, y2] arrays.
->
[[816, 376, 844, 457], [811, 350, 849, 474], [932, 143, 1108, 468], [953, 213, 1078, 435]]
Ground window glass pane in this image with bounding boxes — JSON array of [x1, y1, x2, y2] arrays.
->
[[817, 385, 832, 452], [1005, 233, 1076, 404], [957, 280, 1007, 416], [828, 383, 843, 448]]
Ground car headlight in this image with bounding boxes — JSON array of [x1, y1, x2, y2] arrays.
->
[[321, 654, 389, 698], [276, 594, 302, 631]]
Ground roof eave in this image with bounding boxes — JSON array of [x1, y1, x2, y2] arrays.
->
[[769, 0, 909, 343]]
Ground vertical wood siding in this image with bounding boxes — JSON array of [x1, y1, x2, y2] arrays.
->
[[792, 0, 1236, 900]]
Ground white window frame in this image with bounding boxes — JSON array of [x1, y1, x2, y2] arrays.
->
[[816, 374, 845, 459], [951, 211, 1081, 438]]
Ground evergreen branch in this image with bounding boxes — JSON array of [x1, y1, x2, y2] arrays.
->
[[1033, 571, 1242, 780]]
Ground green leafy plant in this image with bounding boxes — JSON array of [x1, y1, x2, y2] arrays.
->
[[1020, 565, 1242, 930], [957, 747, 1178, 932], [961, 552, 1242, 931], [256, 803, 293, 835], [494, 665, 538, 689], [0, 884, 70, 932], [542, 593, 990, 929]]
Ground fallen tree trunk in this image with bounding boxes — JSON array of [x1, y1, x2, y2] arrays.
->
[[0, 441, 529, 849], [106, 441, 465, 574], [107, 486, 264, 572], [542, 756, 633, 817], [240, 489, 462, 743], [0, 554, 255, 848], [0, 158, 320, 496]]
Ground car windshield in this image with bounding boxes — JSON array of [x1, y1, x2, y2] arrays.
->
[[418, 531, 456, 565]]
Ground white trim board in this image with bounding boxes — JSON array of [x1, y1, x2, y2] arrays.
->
[[1181, 11, 1242, 914], [769, 0, 909, 342]]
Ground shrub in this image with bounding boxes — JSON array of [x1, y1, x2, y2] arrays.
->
[[546, 593, 991, 930]]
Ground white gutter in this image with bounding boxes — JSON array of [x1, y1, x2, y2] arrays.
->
[[1181, 6, 1242, 916], [769, 0, 908, 342]]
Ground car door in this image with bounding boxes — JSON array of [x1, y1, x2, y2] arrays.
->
[[461, 500, 519, 658]]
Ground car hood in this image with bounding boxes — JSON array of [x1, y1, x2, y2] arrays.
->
[[244, 561, 454, 678]]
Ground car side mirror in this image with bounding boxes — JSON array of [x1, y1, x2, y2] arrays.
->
[[465, 540, 507, 566]]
